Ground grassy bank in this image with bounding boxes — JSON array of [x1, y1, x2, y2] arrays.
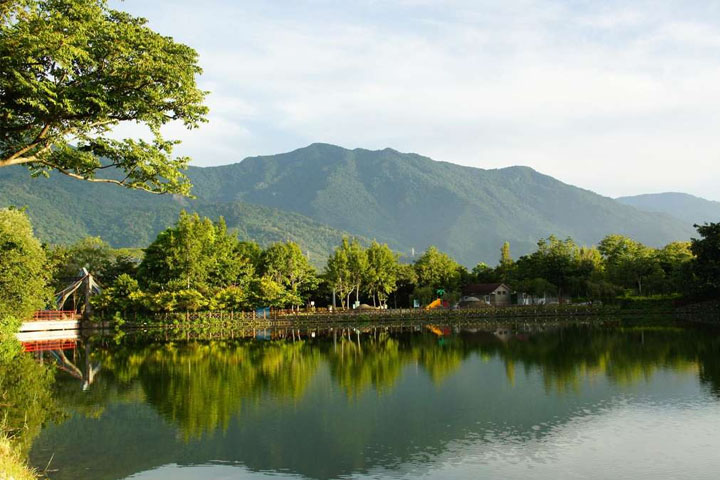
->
[[0, 436, 37, 480]]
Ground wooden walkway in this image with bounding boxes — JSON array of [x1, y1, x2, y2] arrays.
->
[[18, 310, 81, 334]]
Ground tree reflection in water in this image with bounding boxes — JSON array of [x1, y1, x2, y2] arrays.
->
[[21, 320, 720, 480]]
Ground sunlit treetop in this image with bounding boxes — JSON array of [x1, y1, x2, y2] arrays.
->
[[0, 0, 208, 195]]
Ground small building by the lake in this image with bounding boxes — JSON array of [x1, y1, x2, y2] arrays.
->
[[462, 283, 513, 307]]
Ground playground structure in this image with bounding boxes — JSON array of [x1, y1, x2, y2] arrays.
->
[[425, 298, 443, 310], [425, 298, 450, 310]]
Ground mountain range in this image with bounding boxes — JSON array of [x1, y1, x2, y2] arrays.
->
[[616, 192, 720, 227], [0, 143, 712, 266]]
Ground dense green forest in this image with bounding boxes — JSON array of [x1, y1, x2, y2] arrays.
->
[[1, 143, 703, 266], [3, 209, 716, 319], [0, 166, 366, 267]]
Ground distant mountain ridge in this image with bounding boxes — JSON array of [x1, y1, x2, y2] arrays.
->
[[616, 192, 720, 227], [0, 143, 696, 265], [184, 143, 694, 264]]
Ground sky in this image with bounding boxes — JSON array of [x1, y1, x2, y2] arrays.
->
[[112, 0, 720, 200]]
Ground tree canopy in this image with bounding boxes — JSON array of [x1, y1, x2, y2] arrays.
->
[[691, 222, 720, 299], [138, 212, 252, 294], [0, 209, 50, 360], [0, 209, 49, 319], [261, 242, 317, 308], [0, 0, 208, 194]]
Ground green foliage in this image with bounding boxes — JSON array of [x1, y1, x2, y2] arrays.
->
[[324, 238, 357, 308], [0, 315, 22, 363], [0, 351, 59, 455], [414, 246, 463, 292], [0, 209, 49, 320], [599, 234, 657, 295], [212, 286, 246, 311], [247, 276, 289, 309], [46, 236, 140, 292], [364, 241, 400, 307], [90, 216, 714, 316], [691, 222, 720, 299], [138, 212, 252, 293], [91, 273, 143, 315], [261, 242, 317, 307], [0, 0, 208, 194], [0, 163, 362, 268]]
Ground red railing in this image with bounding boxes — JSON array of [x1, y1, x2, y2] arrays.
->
[[23, 340, 77, 353], [32, 310, 80, 321]]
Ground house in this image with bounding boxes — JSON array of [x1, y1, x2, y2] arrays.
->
[[462, 283, 513, 306]]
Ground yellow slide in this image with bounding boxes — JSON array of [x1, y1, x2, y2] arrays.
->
[[425, 298, 443, 310]]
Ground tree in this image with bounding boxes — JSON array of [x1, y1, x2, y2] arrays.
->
[[47, 236, 112, 290], [237, 241, 264, 272], [472, 262, 499, 283], [0, 209, 49, 319], [91, 273, 143, 315], [364, 241, 399, 307], [654, 241, 693, 294], [515, 236, 586, 301], [247, 276, 289, 309], [598, 234, 659, 295], [138, 212, 252, 296], [392, 263, 418, 308], [262, 242, 317, 309], [0, 0, 208, 194], [497, 241, 515, 282], [346, 238, 368, 306], [690, 223, 720, 299], [325, 239, 353, 309], [0, 209, 50, 360], [414, 246, 461, 292]]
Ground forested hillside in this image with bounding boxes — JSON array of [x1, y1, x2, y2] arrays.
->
[[0, 166, 359, 266], [0, 143, 695, 265], [187, 144, 694, 264]]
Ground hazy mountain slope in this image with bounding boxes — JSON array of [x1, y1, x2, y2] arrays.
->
[[0, 166, 359, 265], [616, 192, 720, 226], [186, 143, 694, 264]]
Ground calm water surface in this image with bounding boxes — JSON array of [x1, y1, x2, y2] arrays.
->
[[24, 321, 720, 480]]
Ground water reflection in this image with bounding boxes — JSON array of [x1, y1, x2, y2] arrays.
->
[[22, 321, 720, 479]]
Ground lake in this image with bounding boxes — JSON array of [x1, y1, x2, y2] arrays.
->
[[21, 320, 720, 479]]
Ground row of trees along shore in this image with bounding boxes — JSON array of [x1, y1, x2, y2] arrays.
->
[[3, 209, 719, 322]]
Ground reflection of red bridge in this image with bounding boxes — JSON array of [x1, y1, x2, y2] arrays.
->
[[23, 339, 77, 353]]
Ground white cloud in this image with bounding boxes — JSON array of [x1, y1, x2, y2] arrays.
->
[[111, 0, 720, 200]]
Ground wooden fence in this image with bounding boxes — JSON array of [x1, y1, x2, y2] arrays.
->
[[148, 304, 621, 327]]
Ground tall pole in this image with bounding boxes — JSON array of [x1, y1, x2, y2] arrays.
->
[[83, 273, 93, 320]]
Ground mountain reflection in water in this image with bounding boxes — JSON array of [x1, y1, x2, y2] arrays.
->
[[24, 322, 720, 480]]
